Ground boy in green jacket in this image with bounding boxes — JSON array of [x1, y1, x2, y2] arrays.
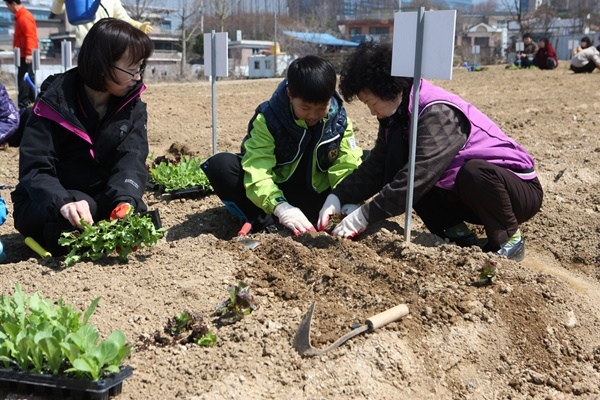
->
[[202, 55, 363, 236]]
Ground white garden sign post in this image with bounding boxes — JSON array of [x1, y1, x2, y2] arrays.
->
[[204, 30, 229, 155], [392, 8, 456, 242]]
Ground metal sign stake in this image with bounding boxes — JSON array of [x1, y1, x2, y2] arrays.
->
[[404, 7, 425, 242]]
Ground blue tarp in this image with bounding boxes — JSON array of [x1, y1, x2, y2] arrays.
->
[[282, 31, 359, 47]]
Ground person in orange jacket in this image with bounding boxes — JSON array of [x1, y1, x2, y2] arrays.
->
[[4, 0, 38, 109]]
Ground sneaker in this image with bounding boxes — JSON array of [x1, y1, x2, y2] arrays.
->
[[487, 231, 525, 261], [496, 235, 525, 261], [437, 222, 477, 247]]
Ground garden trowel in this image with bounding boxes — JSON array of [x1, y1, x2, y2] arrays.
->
[[293, 303, 409, 357], [236, 222, 259, 249]]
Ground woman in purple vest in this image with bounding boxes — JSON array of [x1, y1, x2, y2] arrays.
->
[[317, 40, 543, 261]]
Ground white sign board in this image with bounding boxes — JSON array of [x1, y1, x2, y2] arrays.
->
[[204, 32, 229, 77], [568, 40, 577, 50], [392, 10, 456, 80], [515, 41, 524, 52]]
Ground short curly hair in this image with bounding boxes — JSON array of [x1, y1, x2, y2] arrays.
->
[[339, 40, 412, 103]]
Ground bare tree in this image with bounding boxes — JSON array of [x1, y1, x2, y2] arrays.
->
[[175, 0, 205, 76], [473, 0, 499, 15], [124, 0, 165, 22], [530, 3, 557, 38], [501, 0, 532, 35], [211, 0, 244, 32]]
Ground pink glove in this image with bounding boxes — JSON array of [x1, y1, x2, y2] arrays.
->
[[273, 202, 315, 236], [317, 194, 341, 231], [332, 206, 368, 239]]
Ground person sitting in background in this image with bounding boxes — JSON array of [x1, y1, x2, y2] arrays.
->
[[318, 41, 543, 262], [201, 55, 363, 236], [535, 38, 558, 70], [0, 83, 20, 147], [572, 36, 592, 56], [569, 45, 600, 73], [514, 33, 538, 68], [11, 19, 153, 255], [51, 0, 153, 49]]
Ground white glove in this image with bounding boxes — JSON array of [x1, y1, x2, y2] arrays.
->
[[341, 204, 359, 216], [273, 202, 315, 236], [317, 194, 340, 231], [332, 206, 368, 239]]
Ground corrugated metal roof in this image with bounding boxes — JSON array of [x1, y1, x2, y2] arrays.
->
[[282, 31, 359, 47]]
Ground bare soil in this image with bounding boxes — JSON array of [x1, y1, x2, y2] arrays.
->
[[1, 64, 599, 400]]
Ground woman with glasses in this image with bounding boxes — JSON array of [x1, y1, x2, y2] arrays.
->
[[11, 18, 154, 255]]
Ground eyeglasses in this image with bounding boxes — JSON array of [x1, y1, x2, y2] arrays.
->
[[113, 63, 146, 79]]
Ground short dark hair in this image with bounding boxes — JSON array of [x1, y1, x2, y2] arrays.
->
[[339, 40, 412, 103], [4, 0, 21, 5], [581, 36, 591, 46], [522, 33, 532, 39], [286, 55, 336, 104], [77, 18, 153, 92]]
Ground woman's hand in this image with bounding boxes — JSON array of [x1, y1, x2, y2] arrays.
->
[[60, 200, 93, 229]]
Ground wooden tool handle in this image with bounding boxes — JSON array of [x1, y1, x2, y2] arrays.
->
[[366, 304, 409, 331]]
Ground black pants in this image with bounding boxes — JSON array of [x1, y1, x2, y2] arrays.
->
[[570, 62, 597, 73], [17, 58, 35, 109], [201, 152, 329, 232], [414, 159, 543, 249], [12, 189, 144, 255]]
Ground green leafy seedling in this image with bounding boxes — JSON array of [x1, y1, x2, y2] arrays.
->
[[196, 332, 217, 347], [59, 210, 164, 266], [479, 260, 497, 285], [215, 282, 259, 325], [0, 284, 131, 380], [163, 310, 215, 346], [148, 156, 212, 192]]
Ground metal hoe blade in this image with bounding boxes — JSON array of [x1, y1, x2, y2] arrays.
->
[[293, 303, 368, 357]]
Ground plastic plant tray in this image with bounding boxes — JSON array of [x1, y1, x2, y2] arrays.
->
[[0, 366, 133, 400], [168, 186, 211, 199]]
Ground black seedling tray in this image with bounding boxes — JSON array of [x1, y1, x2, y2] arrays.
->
[[140, 209, 162, 230], [168, 186, 211, 200], [0, 366, 133, 400], [146, 179, 210, 200]]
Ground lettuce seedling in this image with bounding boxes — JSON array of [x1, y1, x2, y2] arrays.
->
[[148, 156, 212, 192], [196, 332, 217, 347], [215, 282, 259, 325], [58, 211, 164, 266], [138, 311, 216, 348], [479, 260, 498, 285], [0, 283, 131, 380]]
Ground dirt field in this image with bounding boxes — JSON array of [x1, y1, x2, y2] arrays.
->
[[1, 63, 599, 400]]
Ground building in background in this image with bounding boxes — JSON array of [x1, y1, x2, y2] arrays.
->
[[1, 1, 181, 80]]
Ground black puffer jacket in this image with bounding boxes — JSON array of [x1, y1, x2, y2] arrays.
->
[[12, 68, 149, 218]]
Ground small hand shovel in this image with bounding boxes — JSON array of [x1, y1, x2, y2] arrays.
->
[[293, 303, 409, 357], [236, 222, 259, 249]]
